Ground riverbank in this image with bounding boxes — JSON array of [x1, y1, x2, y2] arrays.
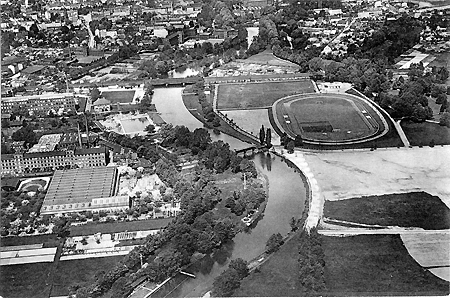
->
[[182, 89, 259, 146], [232, 151, 312, 296]]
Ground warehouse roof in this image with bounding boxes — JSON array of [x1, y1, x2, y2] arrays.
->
[[42, 167, 118, 207]]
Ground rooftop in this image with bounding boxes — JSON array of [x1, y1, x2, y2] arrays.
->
[[21, 65, 47, 74], [42, 166, 118, 207]]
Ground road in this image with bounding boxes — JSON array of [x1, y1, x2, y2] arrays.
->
[[321, 17, 356, 54], [319, 228, 450, 236], [395, 120, 411, 147]]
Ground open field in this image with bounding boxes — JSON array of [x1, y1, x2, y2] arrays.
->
[[233, 232, 303, 297], [238, 51, 300, 69], [401, 120, 450, 146], [322, 234, 450, 296], [101, 90, 136, 103], [274, 92, 384, 143], [222, 109, 280, 145], [181, 90, 260, 146], [217, 80, 315, 110], [427, 97, 444, 119], [323, 192, 450, 229], [428, 51, 450, 86], [1, 234, 60, 248], [0, 262, 53, 298], [69, 218, 172, 236], [401, 232, 450, 281], [303, 146, 450, 208], [51, 256, 124, 296]]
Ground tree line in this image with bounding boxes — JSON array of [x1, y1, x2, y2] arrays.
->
[[73, 125, 261, 297]]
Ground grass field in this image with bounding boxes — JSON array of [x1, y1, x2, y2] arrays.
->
[[217, 80, 315, 110], [51, 256, 124, 296], [1, 234, 60, 248], [428, 51, 450, 86], [401, 120, 450, 146], [0, 262, 53, 298], [323, 192, 450, 229], [233, 231, 303, 297], [101, 90, 136, 104], [286, 97, 374, 141], [323, 234, 450, 296], [427, 97, 444, 119], [69, 218, 173, 236], [238, 51, 299, 69], [221, 109, 280, 145], [181, 91, 260, 146]]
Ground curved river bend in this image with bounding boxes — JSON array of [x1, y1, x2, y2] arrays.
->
[[152, 88, 307, 297]]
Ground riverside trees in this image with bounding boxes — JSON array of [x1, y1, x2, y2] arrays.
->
[[73, 125, 261, 298], [212, 258, 249, 297], [298, 229, 326, 295]]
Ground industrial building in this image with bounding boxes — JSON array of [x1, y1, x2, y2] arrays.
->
[[40, 166, 130, 215]]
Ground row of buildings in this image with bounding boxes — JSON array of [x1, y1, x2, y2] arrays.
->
[[1, 147, 109, 177], [1, 92, 77, 115]]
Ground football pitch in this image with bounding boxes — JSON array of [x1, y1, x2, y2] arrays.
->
[[216, 80, 315, 110], [274, 93, 385, 143]]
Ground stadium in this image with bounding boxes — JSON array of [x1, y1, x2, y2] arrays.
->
[[272, 92, 389, 145]]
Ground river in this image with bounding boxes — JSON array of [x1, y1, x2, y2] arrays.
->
[[151, 87, 306, 297]]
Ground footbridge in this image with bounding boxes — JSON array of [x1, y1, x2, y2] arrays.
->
[[235, 145, 267, 156]]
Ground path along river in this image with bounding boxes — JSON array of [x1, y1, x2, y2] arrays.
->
[[151, 87, 307, 297]]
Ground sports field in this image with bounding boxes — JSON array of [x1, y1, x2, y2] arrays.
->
[[274, 93, 385, 143], [216, 80, 315, 110], [101, 90, 136, 104]]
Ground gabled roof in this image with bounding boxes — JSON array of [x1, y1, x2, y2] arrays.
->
[[92, 97, 112, 106]]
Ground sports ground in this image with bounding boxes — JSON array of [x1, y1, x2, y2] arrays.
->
[[216, 80, 315, 110], [273, 93, 387, 143]]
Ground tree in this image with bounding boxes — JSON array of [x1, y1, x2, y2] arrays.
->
[[212, 117, 220, 127], [212, 268, 241, 297], [28, 23, 39, 38], [12, 126, 37, 146], [266, 233, 283, 253], [52, 217, 71, 238], [90, 87, 101, 102], [229, 258, 249, 279], [440, 99, 448, 113], [145, 124, 155, 134], [259, 125, 265, 145], [1, 118, 10, 129], [439, 112, 450, 128], [308, 57, 324, 72], [290, 217, 298, 231], [265, 128, 272, 147], [286, 140, 295, 154], [431, 84, 446, 98], [436, 93, 447, 105], [294, 135, 303, 147]]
